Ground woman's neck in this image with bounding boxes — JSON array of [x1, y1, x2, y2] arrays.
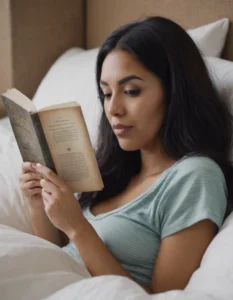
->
[[139, 141, 176, 178]]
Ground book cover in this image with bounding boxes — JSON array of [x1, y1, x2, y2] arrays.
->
[[2, 95, 55, 172]]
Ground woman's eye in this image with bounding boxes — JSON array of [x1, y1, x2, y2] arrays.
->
[[101, 89, 140, 100], [103, 93, 112, 100], [124, 89, 141, 96]]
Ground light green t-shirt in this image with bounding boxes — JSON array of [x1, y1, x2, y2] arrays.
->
[[62, 156, 227, 286]]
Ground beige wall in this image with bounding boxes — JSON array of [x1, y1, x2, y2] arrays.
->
[[86, 0, 233, 62], [0, 0, 12, 117], [0, 0, 84, 117]]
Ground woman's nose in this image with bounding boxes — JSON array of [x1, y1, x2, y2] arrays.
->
[[108, 96, 124, 116]]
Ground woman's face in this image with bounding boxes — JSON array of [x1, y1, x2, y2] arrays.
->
[[100, 49, 165, 151]]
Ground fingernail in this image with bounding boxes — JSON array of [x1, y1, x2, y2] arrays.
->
[[36, 163, 41, 167], [32, 163, 36, 168]]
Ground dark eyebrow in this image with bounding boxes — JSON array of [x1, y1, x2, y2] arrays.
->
[[100, 75, 143, 86]]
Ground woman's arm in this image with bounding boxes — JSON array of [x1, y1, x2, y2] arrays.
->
[[69, 220, 152, 293], [20, 162, 66, 247], [32, 163, 151, 292], [29, 208, 63, 246], [150, 219, 217, 293], [69, 219, 216, 294]]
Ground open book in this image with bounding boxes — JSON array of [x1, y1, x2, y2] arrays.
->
[[1, 88, 104, 193]]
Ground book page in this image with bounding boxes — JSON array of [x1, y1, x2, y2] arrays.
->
[[2, 88, 36, 112], [38, 102, 78, 112], [38, 106, 103, 192]]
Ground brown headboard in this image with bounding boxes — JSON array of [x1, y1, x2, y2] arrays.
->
[[86, 0, 233, 61]]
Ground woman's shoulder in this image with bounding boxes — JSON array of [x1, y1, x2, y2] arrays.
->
[[172, 155, 225, 180], [161, 155, 227, 192], [157, 155, 228, 237]]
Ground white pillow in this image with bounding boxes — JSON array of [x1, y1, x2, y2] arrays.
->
[[188, 18, 229, 57], [185, 211, 233, 299], [33, 47, 102, 149], [205, 56, 233, 114]]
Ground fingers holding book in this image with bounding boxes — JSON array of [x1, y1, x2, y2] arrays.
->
[[31, 163, 84, 238], [20, 162, 43, 210], [32, 163, 65, 190]]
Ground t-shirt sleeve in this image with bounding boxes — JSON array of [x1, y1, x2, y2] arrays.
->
[[159, 157, 227, 239]]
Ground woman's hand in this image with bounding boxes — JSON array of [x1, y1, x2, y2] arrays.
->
[[20, 162, 43, 210], [33, 163, 86, 240]]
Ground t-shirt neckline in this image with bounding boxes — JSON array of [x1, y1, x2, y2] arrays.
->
[[86, 155, 188, 220]]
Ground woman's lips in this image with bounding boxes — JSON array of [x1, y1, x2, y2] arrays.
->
[[112, 124, 133, 136]]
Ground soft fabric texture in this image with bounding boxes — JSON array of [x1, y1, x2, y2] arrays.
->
[[185, 211, 233, 300], [63, 155, 227, 287], [205, 57, 233, 115], [0, 119, 33, 233], [187, 18, 229, 57], [1, 196, 233, 299], [0, 225, 91, 300]]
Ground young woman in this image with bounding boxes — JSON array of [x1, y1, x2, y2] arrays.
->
[[20, 16, 233, 294]]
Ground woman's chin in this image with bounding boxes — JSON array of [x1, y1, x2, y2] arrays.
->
[[118, 141, 140, 151]]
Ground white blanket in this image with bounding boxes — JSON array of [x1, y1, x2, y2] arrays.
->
[[0, 225, 90, 300], [0, 223, 233, 300], [0, 225, 210, 300]]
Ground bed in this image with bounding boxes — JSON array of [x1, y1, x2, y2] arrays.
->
[[0, 0, 233, 299]]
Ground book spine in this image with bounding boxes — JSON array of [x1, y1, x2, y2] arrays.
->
[[31, 113, 57, 174]]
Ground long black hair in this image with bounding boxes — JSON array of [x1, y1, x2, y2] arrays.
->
[[79, 16, 233, 217]]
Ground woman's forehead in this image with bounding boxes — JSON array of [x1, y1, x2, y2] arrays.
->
[[101, 50, 150, 82]]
